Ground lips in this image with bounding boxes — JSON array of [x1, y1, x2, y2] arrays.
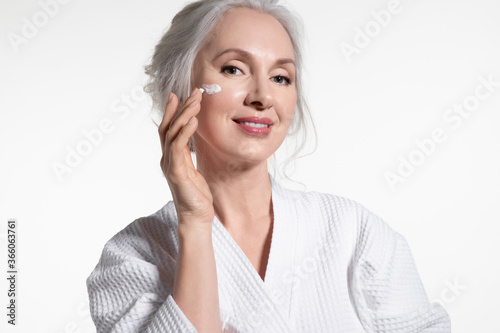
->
[[232, 117, 273, 135], [232, 117, 273, 125]]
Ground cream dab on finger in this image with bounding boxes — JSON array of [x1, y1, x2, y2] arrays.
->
[[199, 84, 222, 95]]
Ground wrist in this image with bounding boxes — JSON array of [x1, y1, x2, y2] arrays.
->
[[177, 221, 213, 242]]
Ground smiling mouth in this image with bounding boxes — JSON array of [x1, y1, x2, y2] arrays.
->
[[232, 118, 273, 135], [233, 120, 270, 128]]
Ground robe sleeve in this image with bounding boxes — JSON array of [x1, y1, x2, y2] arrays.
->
[[351, 206, 451, 332], [86, 218, 198, 333]]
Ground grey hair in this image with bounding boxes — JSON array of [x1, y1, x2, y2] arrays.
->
[[144, 0, 317, 182]]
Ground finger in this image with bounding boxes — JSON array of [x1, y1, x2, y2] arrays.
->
[[159, 88, 201, 151], [170, 88, 202, 126], [159, 93, 178, 150], [183, 140, 196, 172], [166, 94, 201, 147], [169, 116, 198, 172], [159, 92, 177, 133]]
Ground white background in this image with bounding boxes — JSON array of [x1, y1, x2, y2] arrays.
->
[[1, 0, 499, 332]]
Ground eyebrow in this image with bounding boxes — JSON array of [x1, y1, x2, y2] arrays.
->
[[212, 48, 296, 67]]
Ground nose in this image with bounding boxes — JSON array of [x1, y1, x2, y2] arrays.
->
[[244, 75, 274, 110]]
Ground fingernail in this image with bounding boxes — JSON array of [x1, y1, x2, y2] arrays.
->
[[168, 92, 173, 102], [191, 88, 198, 95], [187, 116, 195, 125]]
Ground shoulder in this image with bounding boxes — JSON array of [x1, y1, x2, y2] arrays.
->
[[278, 183, 404, 259], [98, 201, 180, 264], [279, 183, 388, 231]]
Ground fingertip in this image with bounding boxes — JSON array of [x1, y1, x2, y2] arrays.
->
[[165, 93, 179, 115], [168, 92, 179, 104]]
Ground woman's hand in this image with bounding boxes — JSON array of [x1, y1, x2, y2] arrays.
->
[[159, 89, 214, 227]]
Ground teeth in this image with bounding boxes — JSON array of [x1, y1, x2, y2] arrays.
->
[[240, 121, 269, 128]]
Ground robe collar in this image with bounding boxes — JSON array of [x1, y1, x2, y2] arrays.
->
[[212, 173, 299, 332]]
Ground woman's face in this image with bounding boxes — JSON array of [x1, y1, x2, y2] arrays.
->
[[192, 7, 297, 166]]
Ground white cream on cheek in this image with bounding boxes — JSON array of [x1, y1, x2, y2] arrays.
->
[[199, 84, 222, 95]]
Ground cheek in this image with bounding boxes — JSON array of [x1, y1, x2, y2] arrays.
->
[[287, 99, 297, 117], [199, 85, 245, 119], [197, 94, 233, 133], [280, 95, 297, 124]]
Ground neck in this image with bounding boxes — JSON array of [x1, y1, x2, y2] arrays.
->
[[195, 149, 273, 233]]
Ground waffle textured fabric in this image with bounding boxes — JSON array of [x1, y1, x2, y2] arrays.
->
[[87, 175, 451, 332]]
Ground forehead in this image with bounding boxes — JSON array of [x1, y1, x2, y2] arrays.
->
[[203, 7, 295, 60]]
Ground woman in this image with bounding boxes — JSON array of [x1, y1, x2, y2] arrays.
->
[[87, 0, 451, 332]]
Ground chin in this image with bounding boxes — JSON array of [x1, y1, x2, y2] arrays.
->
[[194, 130, 281, 163], [228, 146, 272, 165]]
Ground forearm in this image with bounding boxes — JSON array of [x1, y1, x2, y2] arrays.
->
[[173, 222, 222, 333]]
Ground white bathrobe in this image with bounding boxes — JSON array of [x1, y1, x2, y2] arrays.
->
[[87, 175, 451, 332]]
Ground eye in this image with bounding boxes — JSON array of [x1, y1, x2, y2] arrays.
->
[[272, 75, 291, 85], [222, 65, 243, 76]]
